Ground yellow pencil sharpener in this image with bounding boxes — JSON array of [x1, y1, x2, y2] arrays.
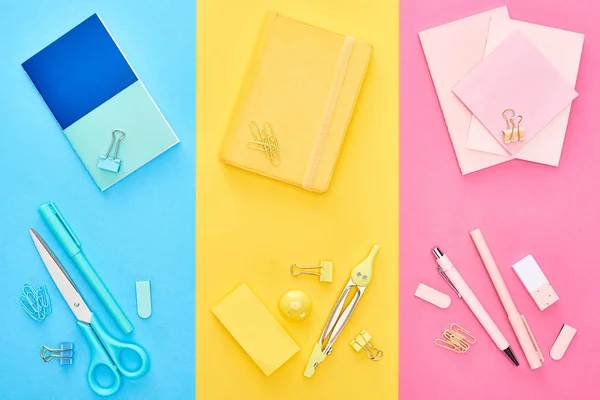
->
[[278, 290, 312, 322]]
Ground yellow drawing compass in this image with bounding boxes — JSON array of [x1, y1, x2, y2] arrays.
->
[[304, 245, 380, 378]]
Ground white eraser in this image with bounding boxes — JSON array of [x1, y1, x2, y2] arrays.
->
[[512, 255, 559, 311], [414, 283, 451, 309]]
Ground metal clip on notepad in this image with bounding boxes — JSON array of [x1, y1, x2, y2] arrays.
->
[[304, 245, 379, 378], [98, 129, 126, 173], [502, 109, 525, 144]]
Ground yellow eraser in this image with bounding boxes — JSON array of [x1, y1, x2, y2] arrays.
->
[[212, 283, 300, 376]]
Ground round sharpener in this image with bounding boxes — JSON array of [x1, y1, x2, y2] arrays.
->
[[278, 290, 312, 322]]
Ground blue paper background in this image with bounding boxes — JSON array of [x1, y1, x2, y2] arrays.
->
[[0, 1, 196, 399]]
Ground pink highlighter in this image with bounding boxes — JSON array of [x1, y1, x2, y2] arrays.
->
[[434, 247, 519, 366], [470, 229, 544, 369]]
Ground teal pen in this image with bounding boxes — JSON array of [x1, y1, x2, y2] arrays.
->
[[38, 202, 133, 334]]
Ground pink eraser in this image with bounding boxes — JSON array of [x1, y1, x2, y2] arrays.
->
[[414, 283, 451, 309], [512, 255, 559, 311], [550, 324, 576, 360]]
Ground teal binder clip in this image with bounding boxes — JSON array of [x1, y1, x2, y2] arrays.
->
[[98, 129, 126, 173]]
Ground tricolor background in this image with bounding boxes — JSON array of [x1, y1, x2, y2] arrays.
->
[[3, 0, 600, 399]]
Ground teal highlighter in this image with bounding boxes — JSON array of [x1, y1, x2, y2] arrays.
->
[[38, 202, 133, 334]]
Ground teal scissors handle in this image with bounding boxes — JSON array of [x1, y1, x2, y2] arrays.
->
[[78, 314, 150, 397]]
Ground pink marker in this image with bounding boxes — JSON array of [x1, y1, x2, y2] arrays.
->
[[470, 229, 543, 369], [433, 247, 519, 366]]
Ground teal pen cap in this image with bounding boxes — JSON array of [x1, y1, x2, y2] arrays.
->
[[38, 202, 82, 257], [37, 202, 133, 334]]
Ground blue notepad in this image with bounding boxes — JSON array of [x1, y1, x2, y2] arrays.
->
[[23, 14, 179, 191]]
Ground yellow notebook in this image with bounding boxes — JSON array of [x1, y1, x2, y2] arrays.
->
[[220, 13, 372, 193], [212, 283, 300, 376]]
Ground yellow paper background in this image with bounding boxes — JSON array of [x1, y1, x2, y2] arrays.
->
[[197, 0, 399, 398]]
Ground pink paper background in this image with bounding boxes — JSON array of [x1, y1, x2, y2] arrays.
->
[[401, 2, 600, 399]]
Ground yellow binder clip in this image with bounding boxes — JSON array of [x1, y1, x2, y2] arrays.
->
[[350, 330, 383, 361], [290, 261, 333, 283]]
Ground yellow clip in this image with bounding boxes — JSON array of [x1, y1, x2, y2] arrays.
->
[[349, 330, 383, 361], [247, 120, 280, 165], [290, 261, 333, 283]]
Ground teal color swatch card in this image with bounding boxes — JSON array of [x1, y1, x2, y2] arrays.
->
[[22, 14, 179, 191]]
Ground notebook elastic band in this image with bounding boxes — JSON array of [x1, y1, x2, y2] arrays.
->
[[302, 36, 355, 190]]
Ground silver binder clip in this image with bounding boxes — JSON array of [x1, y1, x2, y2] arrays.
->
[[98, 129, 126, 173], [40, 343, 74, 365]]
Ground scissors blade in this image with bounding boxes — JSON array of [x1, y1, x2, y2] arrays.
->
[[29, 228, 92, 324]]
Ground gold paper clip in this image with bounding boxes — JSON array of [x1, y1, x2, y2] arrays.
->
[[350, 330, 383, 361], [502, 109, 525, 143], [290, 261, 333, 283], [247, 120, 280, 165], [434, 323, 476, 353]]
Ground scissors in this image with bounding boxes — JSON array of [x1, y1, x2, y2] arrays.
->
[[304, 244, 379, 378], [30, 229, 149, 396]]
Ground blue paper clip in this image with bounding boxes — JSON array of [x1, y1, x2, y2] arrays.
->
[[98, 129, 126, 173], [20, 283, 52, 322]]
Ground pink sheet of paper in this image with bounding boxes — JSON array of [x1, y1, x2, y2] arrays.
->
[[466, 18, 584, 166], [453, 30, 578, 156], [418, 7, 511, 175]]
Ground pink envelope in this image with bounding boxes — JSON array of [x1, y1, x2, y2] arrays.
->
[[419, 7, 511, 175], [453, 30, 578, 156], [466, 18, 584, 166]]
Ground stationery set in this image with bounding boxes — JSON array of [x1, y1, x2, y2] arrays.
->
[[415, 228, 576, 368], [20, 13, 167, 397], [213, 12, 382, 379], [25, 202, 151, 396], [213, 245, 382, 378], [414, 5, 581, 369]]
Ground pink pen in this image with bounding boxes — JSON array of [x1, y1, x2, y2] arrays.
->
[[433, 247, 519, 366]]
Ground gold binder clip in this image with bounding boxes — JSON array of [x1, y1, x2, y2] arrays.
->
[[247, 120, 280, 165], [350, 330, 383, 361], [502, 109, 525, 143], [434, 323, 476, 353], [290, 261, 333, 283]]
